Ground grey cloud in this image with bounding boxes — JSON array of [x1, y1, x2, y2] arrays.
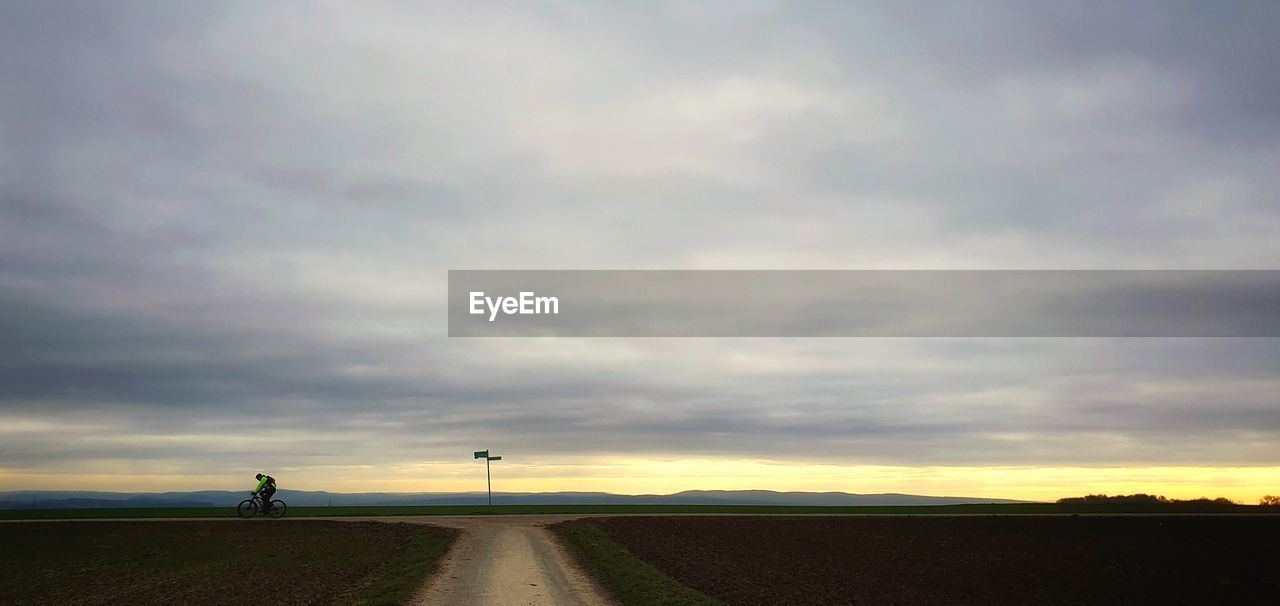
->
[[1, 2, 1279, 484], [4, 287, 1277, 470]]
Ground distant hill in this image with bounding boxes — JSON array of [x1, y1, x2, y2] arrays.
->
[[0, 489, 1028, 509]]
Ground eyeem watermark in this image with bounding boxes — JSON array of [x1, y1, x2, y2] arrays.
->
[[449, 270, 1280, 336], [469, 291, 560, 322]]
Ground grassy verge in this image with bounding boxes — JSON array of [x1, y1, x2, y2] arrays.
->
[[2, 502, 1275, 520], [550, 520, 722, 606], [349, 523, 457, 605], [0, 520, 455, 605]]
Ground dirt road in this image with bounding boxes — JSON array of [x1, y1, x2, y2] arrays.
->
[[407, 515, 615, 606], [1, 514, 614, 605]]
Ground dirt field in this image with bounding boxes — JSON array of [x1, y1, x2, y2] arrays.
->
[[0, 520, 455, 605], [578, 516, 1280, 605]]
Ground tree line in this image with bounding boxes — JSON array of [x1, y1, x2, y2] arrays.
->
[[1058, 493, 1280, 506]]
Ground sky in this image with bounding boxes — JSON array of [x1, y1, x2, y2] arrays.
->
[[1, 1, 1278, 502]]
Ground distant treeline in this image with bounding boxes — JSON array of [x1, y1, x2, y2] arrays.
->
[[1058, 493, 1280, 506]]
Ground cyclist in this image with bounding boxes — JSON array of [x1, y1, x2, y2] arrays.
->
[[252, 473, 277, 512]]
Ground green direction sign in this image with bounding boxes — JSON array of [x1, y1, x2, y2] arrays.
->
[[488, 456, 502, 461], [473, 450, 488, 459]]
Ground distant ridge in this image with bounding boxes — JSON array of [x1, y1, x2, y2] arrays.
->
[[0, 489, 1029, 509]]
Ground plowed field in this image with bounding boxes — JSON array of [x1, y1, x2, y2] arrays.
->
[[584, 516, 1280, 605]]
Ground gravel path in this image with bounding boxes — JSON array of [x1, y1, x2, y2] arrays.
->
[[409, 515, 615, 606]]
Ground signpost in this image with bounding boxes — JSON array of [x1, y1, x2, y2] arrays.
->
[[473, 450, 502, 509]]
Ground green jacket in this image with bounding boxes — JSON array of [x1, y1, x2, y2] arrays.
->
[[253, 476, 275, 493]]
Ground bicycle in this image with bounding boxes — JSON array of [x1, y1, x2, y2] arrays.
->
[[237, 493, 288, 519]]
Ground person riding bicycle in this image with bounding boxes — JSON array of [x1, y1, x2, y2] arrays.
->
[[252, 473, 277, 512]]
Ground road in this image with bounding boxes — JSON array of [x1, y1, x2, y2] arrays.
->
[[407, 515, 614, 606]]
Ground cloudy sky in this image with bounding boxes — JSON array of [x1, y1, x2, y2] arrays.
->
[[2, 1, 1278, 501]]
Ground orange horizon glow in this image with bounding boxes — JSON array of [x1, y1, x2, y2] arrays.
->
[[3, 459, 1278, 504]]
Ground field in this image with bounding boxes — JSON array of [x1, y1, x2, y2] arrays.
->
[[0, 520, 455, 606], [1, 501, 1272, 520], [556, 516, 1280, 605]]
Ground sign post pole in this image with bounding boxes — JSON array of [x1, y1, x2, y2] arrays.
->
[[474, 450, 502, 512]]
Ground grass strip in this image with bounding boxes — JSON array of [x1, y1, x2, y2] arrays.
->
[[347, 523, 458, 606], [551, 520, 722, 606]]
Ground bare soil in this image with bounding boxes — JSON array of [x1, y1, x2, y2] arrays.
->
[[0, 520, 454, 605], [587, 516, 1280, 605]]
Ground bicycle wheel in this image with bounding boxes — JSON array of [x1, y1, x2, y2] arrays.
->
[[268, 500, 287, 518], [237, 498, 258, 519]]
